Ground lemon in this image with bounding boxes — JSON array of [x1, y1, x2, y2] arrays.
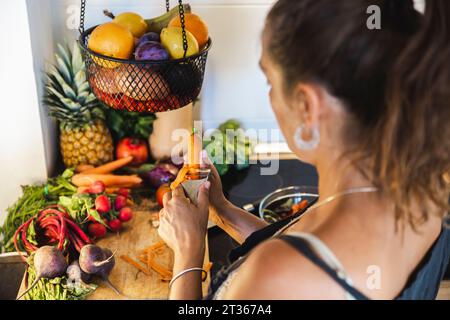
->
[[113, 12, 148, 38], [161, 27, 199, 59]]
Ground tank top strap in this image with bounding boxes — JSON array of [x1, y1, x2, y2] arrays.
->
[[280, 232, 369, 300]]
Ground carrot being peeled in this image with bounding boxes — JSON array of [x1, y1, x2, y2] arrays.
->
[[170, 165, 189, 190], [82, 156, 133, 174], [188, 130, 202, 169]]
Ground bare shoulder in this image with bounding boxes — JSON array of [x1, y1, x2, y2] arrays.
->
[[221, 238, 348, 300]]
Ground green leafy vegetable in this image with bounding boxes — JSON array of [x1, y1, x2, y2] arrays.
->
[[23, 254, 97, 300], [105, 108, 156, 141], [58, 194, 107, 227], [203, 120, 254, 176], [0, 169, 77, 253]]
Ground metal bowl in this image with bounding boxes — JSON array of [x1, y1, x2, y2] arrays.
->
[[259, 186, 318, 223]]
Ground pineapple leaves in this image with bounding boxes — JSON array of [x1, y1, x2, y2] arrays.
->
[[73, 70, 88, 92], [43, 41, 106, 127], [57, 43, 71, 70], [71, 42, 84, 75], [55, 54, 72, 85], [48, 65, 77, 101]]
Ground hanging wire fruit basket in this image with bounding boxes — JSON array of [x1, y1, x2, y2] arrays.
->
[[78, 0, 211, 113]]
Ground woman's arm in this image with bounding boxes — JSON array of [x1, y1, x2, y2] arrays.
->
[[210, 200, 269, 244], [169, 245, 205, 300], [202, 152, 268, 244]]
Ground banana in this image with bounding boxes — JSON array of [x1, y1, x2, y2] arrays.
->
[[145, 4, 192, 34]]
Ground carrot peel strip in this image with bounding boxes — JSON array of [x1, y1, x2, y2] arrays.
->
[[120, 255, 151, 276]]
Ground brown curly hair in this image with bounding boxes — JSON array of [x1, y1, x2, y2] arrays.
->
[[267, 0, 450, 228]]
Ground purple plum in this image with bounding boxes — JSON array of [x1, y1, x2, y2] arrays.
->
[[136, 32, 161, 47], [135, 41, 169, 61]]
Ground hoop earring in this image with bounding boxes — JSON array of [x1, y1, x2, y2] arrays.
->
[[294, 125, 320, 151]]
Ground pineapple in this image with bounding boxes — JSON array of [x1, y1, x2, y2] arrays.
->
[[44, 42, 113, 167]]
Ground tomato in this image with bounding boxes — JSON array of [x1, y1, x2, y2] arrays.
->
[[116, 138, 149, 165], [156, 183, 171, 207]]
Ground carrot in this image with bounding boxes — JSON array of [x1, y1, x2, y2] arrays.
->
[[143, 252, 173, 279], [75, 164, 95, 173], [202, 262, 213, 281], [120, 255, 151, 276], [140, 241, 166, 254], [72, 174, 142, 187], [188, 130, 202, 168], [291, 200, 309, 213], [170, 165, 189, 190], [82, 156, 133, 174]]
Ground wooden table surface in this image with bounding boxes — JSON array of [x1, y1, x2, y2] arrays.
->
[[18, 198, 210, 300]]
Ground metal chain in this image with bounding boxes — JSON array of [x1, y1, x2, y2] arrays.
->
[[166, 0, 170, 12], [178, 0, 188, 58], [79, 0, 86, 34]]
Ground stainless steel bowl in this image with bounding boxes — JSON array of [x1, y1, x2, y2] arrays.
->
[[259, 186, 318, 223]]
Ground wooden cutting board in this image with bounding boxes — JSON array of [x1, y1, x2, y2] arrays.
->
[[17, 199, 210, 300]]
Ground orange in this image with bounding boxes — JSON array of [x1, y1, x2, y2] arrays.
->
[[168, 13, 209, 49], [88, 22, 135, 68]]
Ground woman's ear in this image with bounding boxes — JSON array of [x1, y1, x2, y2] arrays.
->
[[291, 83, 322, 128]]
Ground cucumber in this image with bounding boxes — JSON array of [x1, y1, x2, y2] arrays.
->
[[145, 4, 192, 34]]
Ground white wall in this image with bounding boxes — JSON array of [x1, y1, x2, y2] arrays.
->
[[0, 0, 49, 222]]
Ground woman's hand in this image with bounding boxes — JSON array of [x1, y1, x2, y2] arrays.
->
[[200, 150, 229, 211], [158, 182, 210, 264]]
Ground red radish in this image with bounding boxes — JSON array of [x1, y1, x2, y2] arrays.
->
[[117, 188, 129, 198], [89, 181, 106, 194], [95, 195, 111, 214], [108, 219, 122, 232], [88, 223, 107, 238], [114, 195, 127, 211], [118, 207, 133, 222]]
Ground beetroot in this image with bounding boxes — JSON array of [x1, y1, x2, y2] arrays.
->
[[114, 195, 127, 211], [79, 245, 122, 296], [16, 246, 67, 300], [95, 195, 111, 214], [118, 207, 133, 222], [66, 260, 91, 285]]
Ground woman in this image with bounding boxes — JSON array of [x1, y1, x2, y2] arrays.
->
[[158, 0, 450, 300]]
